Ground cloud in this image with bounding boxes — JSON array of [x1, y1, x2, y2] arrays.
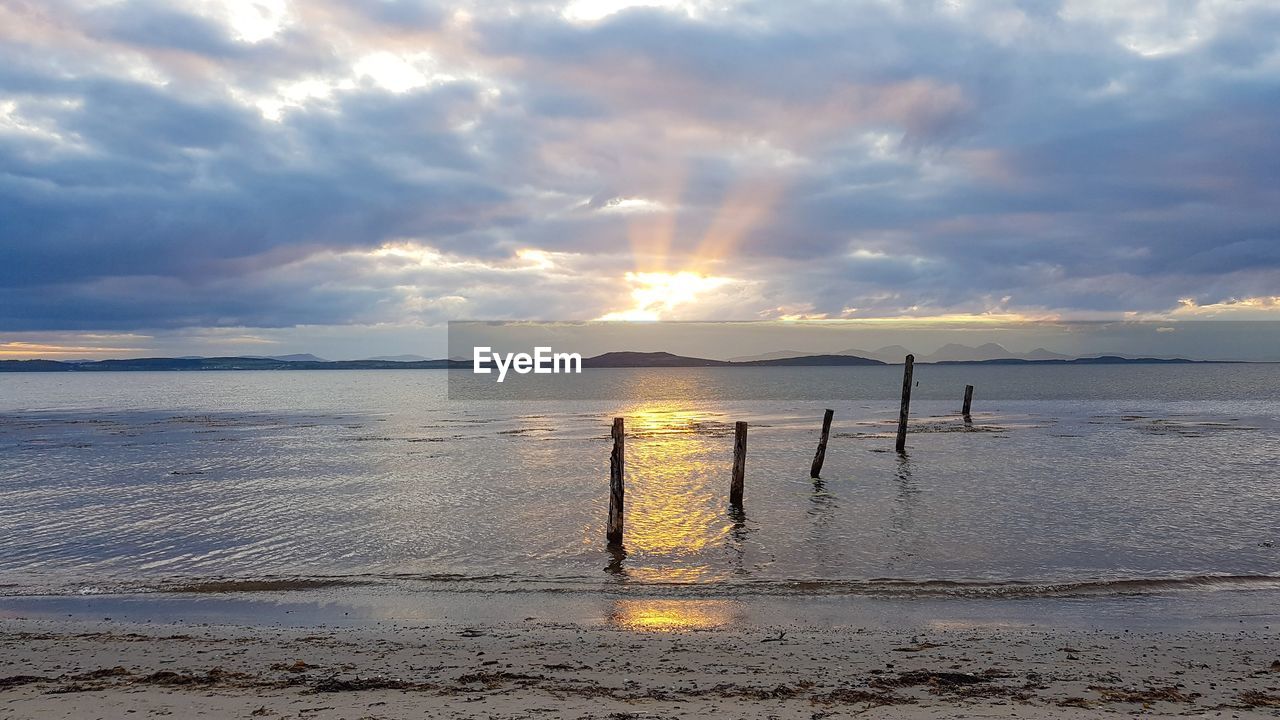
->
[[2, 0, 1280, 357]]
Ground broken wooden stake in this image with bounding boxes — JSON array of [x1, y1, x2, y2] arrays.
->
[[810, 409, 834, 478], [607, 417, 624, 547], [962, 384, 974, 419], [895, 355, 914, 454], [730, 421, 747, 507]]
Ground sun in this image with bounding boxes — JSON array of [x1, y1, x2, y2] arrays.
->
[[597, 271, 730, 321]]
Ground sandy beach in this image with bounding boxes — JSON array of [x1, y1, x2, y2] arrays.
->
[[3, 614, 1279, 719]]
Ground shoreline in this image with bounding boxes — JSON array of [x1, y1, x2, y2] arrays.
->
[[2, 612, 1279, 718], [5, 581, 1280, 631]]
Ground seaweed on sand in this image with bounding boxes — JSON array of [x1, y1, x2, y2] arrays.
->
[[1090, 685, 1199, 704], [810, 687, 916, 707], [871, 670, 992, 689], [0, 675, 49, 691], [455, 670, 543, 688], [137, 668, 254, 686], [1239, 690, 1280, 707], [310, 676, 420, 693], [868, 669, 1037, 699], [709, 682, 805, 700]]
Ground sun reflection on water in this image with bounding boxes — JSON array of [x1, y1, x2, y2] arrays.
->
[[609, 402, 735, 583], [626, 564, 712, 583], [625, 403, 728, 438], [608, 599, 738, 631]]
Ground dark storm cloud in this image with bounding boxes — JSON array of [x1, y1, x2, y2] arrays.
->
[[0, 59, 513, 295], [2, 0, 1280, 340]]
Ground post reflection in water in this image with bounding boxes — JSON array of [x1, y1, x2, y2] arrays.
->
[[726, 505, 749, 576], [607, 599, 739, 631], [604, 545, 627, 577], [809, 478, 837, 525], [893, 454, 921, 527], [804, 477, 839, 567], [888, 454, 922, 566], [601, 396, 736, 583]]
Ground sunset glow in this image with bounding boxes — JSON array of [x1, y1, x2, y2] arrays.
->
[[0, 341, 141, 358], [597, 271, 733, 321]]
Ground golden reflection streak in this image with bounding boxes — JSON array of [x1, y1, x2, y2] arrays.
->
[[625, 404, 715, 555], [608, 599, 737, 631], [611, 395, 732, 582], [627, 565, 711, 583]]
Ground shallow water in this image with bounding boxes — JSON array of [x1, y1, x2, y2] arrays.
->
[[0, 366, 1278, 600]]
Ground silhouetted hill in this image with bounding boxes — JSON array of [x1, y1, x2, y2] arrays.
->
[[0, 357, 463, 371], [733, 348, 896, 364], [735, 354, 884, 367], [276, 353, 327, 362], [582, 352, 728, 368], [923, 343, 1015, 362], [933, 355, 1200, 365], [582, 351, 884, 367], [1026, 347, 1071, 360], [364, 354, 431, 362], [835, 345, 913, 363], [0, 359, 69, 372], [727, 349, 811, 362]]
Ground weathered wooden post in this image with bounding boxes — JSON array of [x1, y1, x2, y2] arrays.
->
[[895, 355, 914, 454], [962, 384, 974, 418], [607, 417, 624, 547], [730, 421, 747, 507], [810, 409, 834, 478]]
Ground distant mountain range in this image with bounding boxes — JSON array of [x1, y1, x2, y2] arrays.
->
[[177, 353, 432, 363], [0, 357, 461, 372], [933, 356, 1201, 365], [580, 352, 884, 368], [363, 354, 431, 362], [582, 351, 1199, 367], [0, 349, 1215, 372], [731, 343, 1072, 363], [247, 353, 329, 362]]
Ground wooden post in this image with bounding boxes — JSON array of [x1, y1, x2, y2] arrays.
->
[[895, 355, 914, 454], [607, 417, 624, 547], [962, 384, 974, 418], [810, 409, 834, 478], [730, 421, 747, 507]]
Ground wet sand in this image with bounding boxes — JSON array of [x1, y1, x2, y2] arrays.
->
[[3, 616, 1279, 718]]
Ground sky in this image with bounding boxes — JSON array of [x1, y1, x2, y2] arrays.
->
[[2, 0, 1279, 360]]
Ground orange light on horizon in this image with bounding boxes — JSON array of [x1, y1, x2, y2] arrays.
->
[[0, 341, 144, 359]]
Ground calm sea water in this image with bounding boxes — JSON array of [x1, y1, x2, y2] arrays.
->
[[0, 366, 1277, 600]]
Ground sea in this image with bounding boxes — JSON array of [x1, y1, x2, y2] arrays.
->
[[1, 365, 1277, 629]]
